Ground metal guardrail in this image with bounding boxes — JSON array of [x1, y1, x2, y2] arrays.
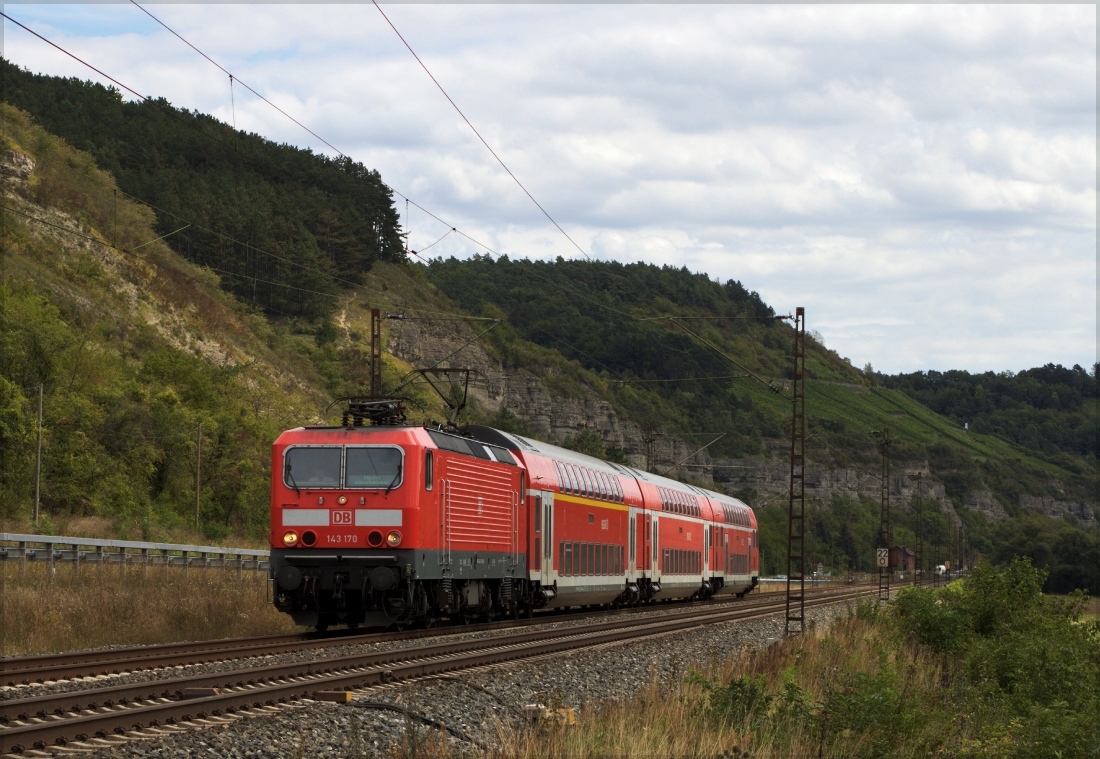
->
[[0, 533, 269, 574]]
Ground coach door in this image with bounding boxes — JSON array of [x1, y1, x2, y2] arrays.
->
[[628, 512, 637, 577], [542, 493, 555, 586], [651, 515, 661, 582]]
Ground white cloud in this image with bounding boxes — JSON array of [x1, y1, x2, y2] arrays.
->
[[2, 3, 1095, 374]]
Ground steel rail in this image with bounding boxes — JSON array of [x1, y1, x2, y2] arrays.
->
[[0, 592, 838, 721], [2, 588, 857, 715], [0, 590, 867, 755], [1, 585, 861, 685]]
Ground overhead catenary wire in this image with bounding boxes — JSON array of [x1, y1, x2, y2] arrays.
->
[[3, 6, 500, 278], [614, 374, 751, 384], [637, 314, 793, 321], [5, 7, 801, 403], [668, 318, 787, 397], [129, 0, 341, 159], [0, 10, 237, 156], [370, 0, 591, 261], [124, 1, 502, 261], [5, 8, 773, 332], [0, 138, 376, 293], [1, 203, 340, 301], [415, 227, 456, 255], [5, 139, 479, 319]]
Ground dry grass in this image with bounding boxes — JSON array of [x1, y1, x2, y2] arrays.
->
[[0, 562, 295, 655], [484, 609, 961, 759]]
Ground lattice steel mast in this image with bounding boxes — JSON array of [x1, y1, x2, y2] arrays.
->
[[785, 307, 806, 636], [877, 428, 891, 604]]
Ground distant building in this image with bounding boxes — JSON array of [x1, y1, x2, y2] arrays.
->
[[889, 545, 915, 571]]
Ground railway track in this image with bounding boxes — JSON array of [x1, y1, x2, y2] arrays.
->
[[0, 587, 868, 756], [1, 585, 863, 687]]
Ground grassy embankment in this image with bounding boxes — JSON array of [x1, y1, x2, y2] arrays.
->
[[391, 560, 1098, 759], [0, 561, 294, 655]]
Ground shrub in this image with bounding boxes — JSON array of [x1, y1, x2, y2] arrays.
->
[[893, 584, 970, 653], [688, 672, 772, 724]]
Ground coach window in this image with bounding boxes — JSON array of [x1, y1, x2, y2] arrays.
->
[[554, 462, 566, 493], [284, 446, 341, 489], [580, 469, 594, 498], [424, 450, 433, 491], [567, 465, 581, 496], [345, 446, 403, 489]]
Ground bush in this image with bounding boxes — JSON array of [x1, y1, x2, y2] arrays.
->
[[893, 584, 970, 653], [688, 672, 772, 724]]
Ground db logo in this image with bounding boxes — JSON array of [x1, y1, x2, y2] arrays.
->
[[332, 510, 353, 526]]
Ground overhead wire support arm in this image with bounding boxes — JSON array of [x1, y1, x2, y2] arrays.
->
[[130, 223, 190, 251], [665, 317, 786, 396], [388, 320, 501, 397], [657, 434, 725, 478]]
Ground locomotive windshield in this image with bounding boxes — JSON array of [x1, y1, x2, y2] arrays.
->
[[346, 447, 403, 489], [284, 447, 341, 488]]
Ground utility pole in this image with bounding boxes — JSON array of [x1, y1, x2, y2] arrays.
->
[[194, 422, 202, 531], [371, 308, 383, 400], [642, 426, 655, 473], [34, 383, 43, 527], [875, 428, 891, 604], [932, 501, 940, 587], [785, 306, 806, 636]]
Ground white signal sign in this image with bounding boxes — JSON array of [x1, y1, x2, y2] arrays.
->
[[876, 548, 889, 568]]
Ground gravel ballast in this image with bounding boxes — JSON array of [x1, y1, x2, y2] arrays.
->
[[59, 600, 852, 759]]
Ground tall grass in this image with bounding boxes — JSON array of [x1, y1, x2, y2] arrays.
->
[[483, 564, 1100, 759], [488, 604, 959, 759], [0, 562, 294, 655]]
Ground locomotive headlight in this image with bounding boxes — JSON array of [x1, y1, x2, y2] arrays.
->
[[282, 530, 299, 547], [386, 531, 402, 547], [337, 495, 348, 506]]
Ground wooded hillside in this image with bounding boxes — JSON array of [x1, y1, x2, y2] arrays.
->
[[1, 58, 405, 318], [1, 63, 1095, 592]]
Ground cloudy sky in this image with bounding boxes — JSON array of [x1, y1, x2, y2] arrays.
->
[[3, 4, 1096, 375]]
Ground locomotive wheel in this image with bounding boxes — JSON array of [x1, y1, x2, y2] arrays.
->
[[315, 623, 329, 633]]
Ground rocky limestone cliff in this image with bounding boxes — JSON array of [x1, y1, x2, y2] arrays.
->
[[389, 316, 716, 480], [1019, 495, 1097, 526], [387, 306, 1095, 526]]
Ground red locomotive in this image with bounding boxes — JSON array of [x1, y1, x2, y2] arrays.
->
[[269, 413, 758, 630]]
